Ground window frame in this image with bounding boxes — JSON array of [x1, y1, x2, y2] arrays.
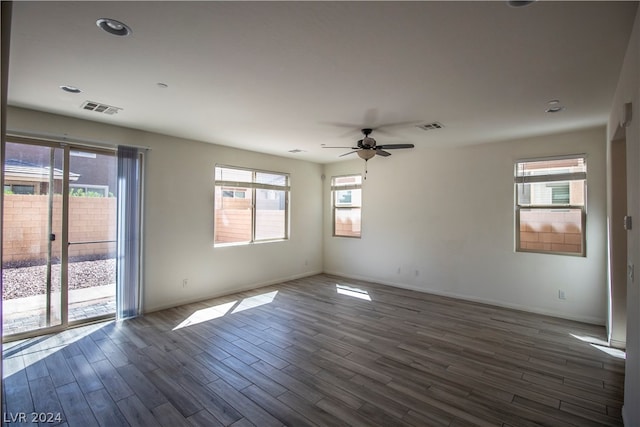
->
[[214, 165, 290, 246], [514, 154, 587, 257], [331, 174, 362, 238]]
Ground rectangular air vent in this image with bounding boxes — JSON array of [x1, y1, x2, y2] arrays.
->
[[417, 122, 444, 131], [81, 101, 122, 115]]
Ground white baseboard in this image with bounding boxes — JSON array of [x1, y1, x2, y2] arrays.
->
[[609, 339, 627, 350], [143, 270, 323, 314], [323, 269, 605, 326]]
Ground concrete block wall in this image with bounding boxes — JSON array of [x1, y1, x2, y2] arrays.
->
[[2, 195, 116, 264], [214, 209, 285, 243], [519, 209, 583, 254], [335, 213, 361, 237]]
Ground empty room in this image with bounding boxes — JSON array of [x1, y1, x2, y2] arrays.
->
[[1, 1, 640, 426]]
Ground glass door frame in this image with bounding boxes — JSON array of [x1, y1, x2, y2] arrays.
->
[[66, 145, 117, 328], [2, 136, 116, 342]]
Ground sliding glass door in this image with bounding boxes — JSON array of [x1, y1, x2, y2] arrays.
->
[[2, 140, 117, 339], [67, 148, 117, 324]]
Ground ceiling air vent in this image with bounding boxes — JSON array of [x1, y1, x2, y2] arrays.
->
[[81, 101, 122, 115], [416, 122, 444, 131]]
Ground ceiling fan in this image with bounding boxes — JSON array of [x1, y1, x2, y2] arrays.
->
[[323, 128, 414, 161]]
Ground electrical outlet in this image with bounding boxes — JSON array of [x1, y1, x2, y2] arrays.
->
[[558, 289, 566, 300], [397, 267, 401, 274], [415, 270, 420, 277], [182, 279, 188, 288]]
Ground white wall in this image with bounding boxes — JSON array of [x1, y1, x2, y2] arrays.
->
[[6, 106, 324, 313], [608, 6, 640, 426], [324, 126, 608, 325]]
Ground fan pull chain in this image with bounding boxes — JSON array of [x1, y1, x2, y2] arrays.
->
[[364, 160, 368, 180]]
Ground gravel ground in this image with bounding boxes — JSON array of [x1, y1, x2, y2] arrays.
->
[[2, 259, 116, 300]]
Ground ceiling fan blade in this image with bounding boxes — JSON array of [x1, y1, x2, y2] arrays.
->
[[339, 151, 358, 157], [371, 120, 423, 136], [322, 146, 358, 149], [375, 120, 422, 130], [377, 144, 415, 150], [376, 149, 391, 157], [371, 128, 394, 136], [322, 121, 363, 129], [321, 122, 365, 138], [324, 118, 421, 138]]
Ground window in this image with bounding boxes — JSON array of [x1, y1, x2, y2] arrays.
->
[[222, 189, 246, 199], [214, 166, 289, 245], [515, 156, 586, 256], [69, 184, 110, 197], [4, 184, 35, 194], [332, 175, 362, 237]]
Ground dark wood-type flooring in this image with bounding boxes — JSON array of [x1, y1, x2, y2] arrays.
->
[[2, 274, 625, 426]]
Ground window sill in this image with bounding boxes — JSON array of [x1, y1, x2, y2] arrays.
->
[[214, 238, 288, 248]]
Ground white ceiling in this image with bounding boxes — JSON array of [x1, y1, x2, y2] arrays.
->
[[7, 1, 638, 163]]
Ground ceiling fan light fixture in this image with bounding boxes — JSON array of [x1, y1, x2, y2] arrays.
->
[[96, 18, 132, 36], [357, 150, 376, 161], [362, 136, 376, 147]]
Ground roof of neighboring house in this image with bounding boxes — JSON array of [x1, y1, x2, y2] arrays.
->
[[5, 159, 80, 182]]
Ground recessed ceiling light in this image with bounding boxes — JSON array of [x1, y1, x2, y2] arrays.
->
[[96, 18, 132, 36], [60, 85, 82, 94], [546, 106, 566, 113], [507, 0, 537, 7], [545, 99, 565, 113]]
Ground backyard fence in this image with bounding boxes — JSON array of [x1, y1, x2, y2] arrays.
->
[[519, 209, 583, 254], [3, 195, 116, 265]]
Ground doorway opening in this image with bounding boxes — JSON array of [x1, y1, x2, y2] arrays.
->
[[608, 133, 628, 349]]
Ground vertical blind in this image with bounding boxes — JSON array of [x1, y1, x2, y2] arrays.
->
[[116, 146, 143, 320]]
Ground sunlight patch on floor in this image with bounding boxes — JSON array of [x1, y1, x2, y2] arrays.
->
[[590, 344, 626, 359], [173, 301, 237, 330], [570, 333, 626, 359], [232, 290, 278, 314], [173, 290, 279, 330], [336, 284, 371, 301], [2, 321, 111, 377], [570, 333, 609, 346]]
